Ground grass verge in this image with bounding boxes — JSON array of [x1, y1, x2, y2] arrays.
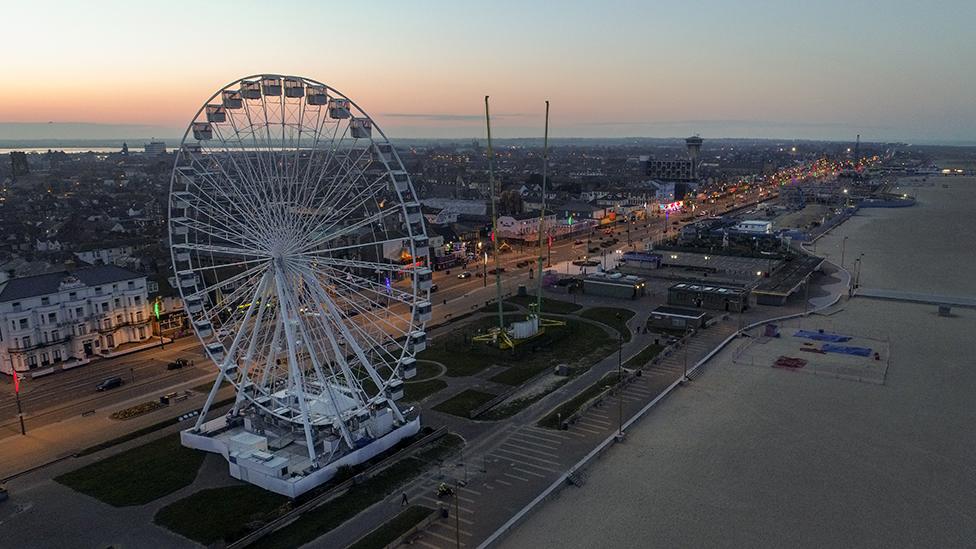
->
[[155, 484, 290, 545], [57, 433, 205, 507], [507, 294, 582, 314], [537, 372, 622, 429], [403, 379, 448, 402], [349, 505, 435, 549], [252, 435, 463, 549], [580, 307, 635, 341], [622, 344, 665, 369], [432, 389, 498, 418]]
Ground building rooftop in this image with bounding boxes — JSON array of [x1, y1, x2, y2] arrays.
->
[[0, 265, 145, 302]]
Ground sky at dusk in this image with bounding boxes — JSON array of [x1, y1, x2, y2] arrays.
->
[[2, 0, 974, 143]]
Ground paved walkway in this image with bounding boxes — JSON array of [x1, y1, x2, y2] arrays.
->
[[854, 287, 976, 309]]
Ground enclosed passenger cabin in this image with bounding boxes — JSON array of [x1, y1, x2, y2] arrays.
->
[[386, 379, 404, 401], [329, 98, 351, 119], [222, 90, 243, 109], [415, 301, 432, 323], [415, 268, 433, 291], [174, 250, 191, 263], [241, 80, 262, 100], [284, 78, 304, 98], [170, 217, 190, 236], [171, 191, 193, 209], [195, 320, 213, 338], [185, 296, 204, 314], [404, 202, 422, 224], [409, 331, 427, 353], [350, 117, 372, 139], [206, 342, 226, 362], [399, 357, 417, 380], [412, 235, 429, 257], [391, 171, 410, 194], [307, 85, 328, 106], [205, 105, 226, 123], [220, 361, 238, 376], [192, 123, 213, 141], [261, 77, 282, 96], [178, 271, 198, 288], [374, 143, 394, 164]]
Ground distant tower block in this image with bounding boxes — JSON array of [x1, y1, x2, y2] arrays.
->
[[685, 135, 703, 179], [854, 134, 860, 165]]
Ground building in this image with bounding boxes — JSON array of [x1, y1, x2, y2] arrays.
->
[[733, 220, 773, 234], [496, 210, 557, 240], [0, 265, 153, 376], [668, 282, 748, 313], [144, 141, 167, 156], [583, 272, 646, 299], [641, 157, 696, 181], [647, 305, 707, 331]]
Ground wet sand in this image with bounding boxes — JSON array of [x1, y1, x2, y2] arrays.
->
[[501, 179, 976, 548]]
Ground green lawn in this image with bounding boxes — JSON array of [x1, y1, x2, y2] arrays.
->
[[154, 484, 290, 545], [622, 344, 665, 369], [479, 301, 519, 313], [488, 319, 614, 386], [432, 389, 498, 417], [537, 372, 622, 429], [507, 294, 582, 314], [56, 433, 205, 507], [349, 506, 435, 549], [412, 360, 443, 381], [580, 307, 635, 341], [403, 379, 448, 402], [253, 435, 463, 549]]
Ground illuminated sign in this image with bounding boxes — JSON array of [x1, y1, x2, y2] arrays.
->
[[659, 200, 684, 212]]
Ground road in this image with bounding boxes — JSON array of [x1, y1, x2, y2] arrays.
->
[[0, 186, 776, 434], [0, 337, 210, 431]]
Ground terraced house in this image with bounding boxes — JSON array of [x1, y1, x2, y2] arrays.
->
[[0, 265, 152, 377]]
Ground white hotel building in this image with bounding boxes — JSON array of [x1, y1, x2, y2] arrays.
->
[[0, 265, 153, 376]]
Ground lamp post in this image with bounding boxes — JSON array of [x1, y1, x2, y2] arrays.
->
[[841, 236, 848, 269], [12, 369, 25, 435], [482, 251, 488, 288], [617, 329, 624, 439]]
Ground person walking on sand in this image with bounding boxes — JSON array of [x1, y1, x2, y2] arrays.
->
[[401, 492, 409, 506]]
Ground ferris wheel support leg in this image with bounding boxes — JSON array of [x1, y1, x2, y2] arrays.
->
[[274, 264, 321, 467], [194, 371, 227, 431]]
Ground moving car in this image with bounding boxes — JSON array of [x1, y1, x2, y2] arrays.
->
[[457, 271, 472, 279], [167, 358, 189, 370], [430, 283, 439, 292], [96, 377, 124, 391]]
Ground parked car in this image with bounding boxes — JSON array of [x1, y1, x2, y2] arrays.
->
[[488, 267, 506, 275], [167, 358, 189, 370], [457, 271, 472, 279], [96, 377, 124, 391]]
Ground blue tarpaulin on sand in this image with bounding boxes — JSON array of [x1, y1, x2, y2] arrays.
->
[[821, 344, 872, 357], [793, 330, 852, 342]]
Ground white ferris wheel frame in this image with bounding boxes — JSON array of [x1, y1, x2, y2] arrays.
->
[[167, 74, 429, 463]]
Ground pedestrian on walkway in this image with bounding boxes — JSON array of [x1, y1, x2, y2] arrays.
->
[[401, 492, 409, 506]]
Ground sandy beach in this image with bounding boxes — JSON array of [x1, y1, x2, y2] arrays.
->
[[501, 178, 976, 548]]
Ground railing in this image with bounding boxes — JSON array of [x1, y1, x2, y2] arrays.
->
[[7, 336, 72, 353]]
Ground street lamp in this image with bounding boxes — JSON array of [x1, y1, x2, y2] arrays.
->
[[841, 236, 848, 269], [483, 251, 488, 287]]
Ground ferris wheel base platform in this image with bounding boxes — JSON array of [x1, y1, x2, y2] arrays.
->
[[181, 415, 421, 498]]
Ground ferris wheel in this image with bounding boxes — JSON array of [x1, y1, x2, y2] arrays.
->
[[168, 75, 431, 468]]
